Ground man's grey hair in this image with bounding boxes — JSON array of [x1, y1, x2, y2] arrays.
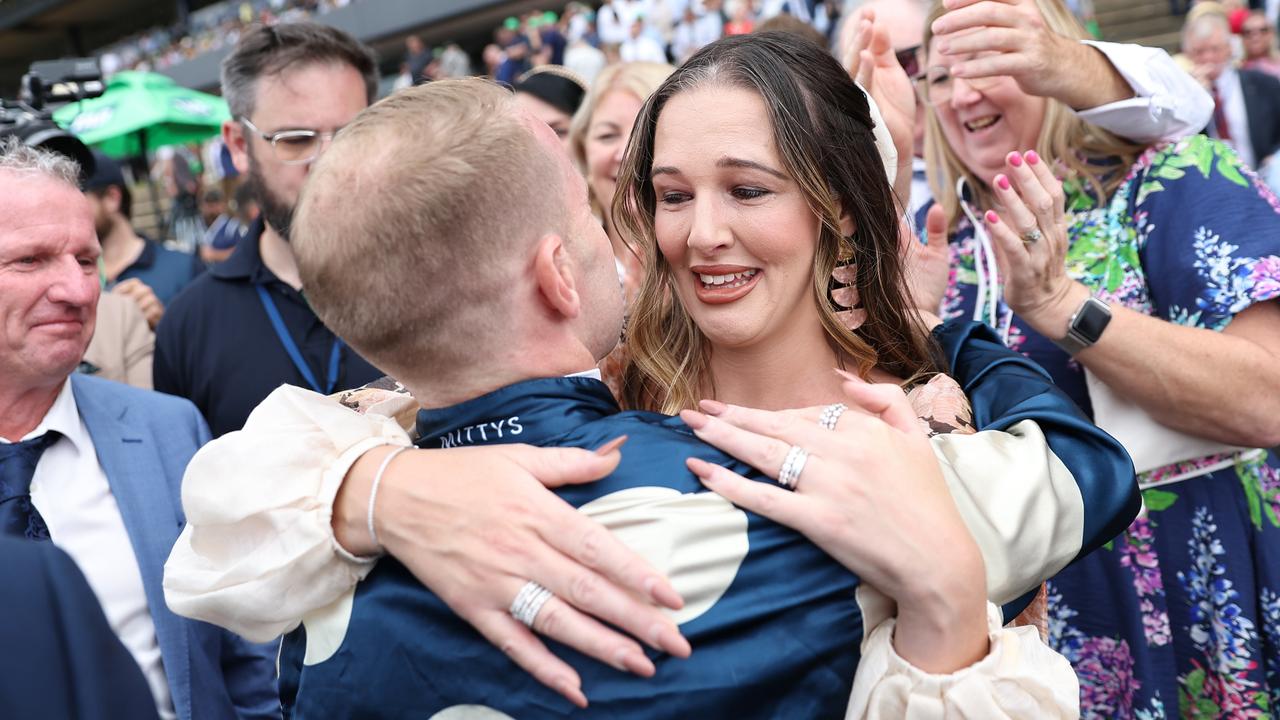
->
[[0, 136, 81, 189], [1184, 9, 1231, 43], [220, 22, 378, 121]]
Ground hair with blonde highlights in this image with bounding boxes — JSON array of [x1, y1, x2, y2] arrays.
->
[[922, 0, 1146, 230], [567, 61, 674, 215], [615, 32, 940, 414]]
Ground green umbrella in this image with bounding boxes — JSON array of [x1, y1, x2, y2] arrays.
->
[[53, 70, 230, 158]]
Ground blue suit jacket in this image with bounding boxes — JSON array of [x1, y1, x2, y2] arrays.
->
[[0, 536, 160, 720], [69, 374, 279, 720]]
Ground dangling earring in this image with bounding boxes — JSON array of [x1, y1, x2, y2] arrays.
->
[[831, 233, 864, 330]]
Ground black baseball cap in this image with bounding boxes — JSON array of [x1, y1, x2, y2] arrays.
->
[[82, 150, 126, 191]]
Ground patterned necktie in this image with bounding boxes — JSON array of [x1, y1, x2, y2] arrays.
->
[[1211, 84, 1233, 142], [0, 432, 60, 540]]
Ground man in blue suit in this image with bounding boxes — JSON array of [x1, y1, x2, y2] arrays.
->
[[0, 137, 278, 719]]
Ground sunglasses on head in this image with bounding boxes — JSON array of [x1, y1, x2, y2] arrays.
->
[[895, 44, 923, 80]]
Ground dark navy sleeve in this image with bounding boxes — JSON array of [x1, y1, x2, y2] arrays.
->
[[933, 319, 1140, 562], [0, 537, 161, 720], [153, 299, 186, 400]]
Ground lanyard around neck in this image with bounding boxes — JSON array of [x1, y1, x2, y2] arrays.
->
[[255, 284, 342, 395]]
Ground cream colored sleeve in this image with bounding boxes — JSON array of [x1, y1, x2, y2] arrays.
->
[[163, 384, 415, 642], [931, 420, 1085, 607], [163, 390, 1083, 649], [846, 603, 1079, 719]]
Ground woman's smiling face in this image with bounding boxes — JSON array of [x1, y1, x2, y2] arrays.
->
[[924, 36, 1046, 185], [651, 85, 826, 350]]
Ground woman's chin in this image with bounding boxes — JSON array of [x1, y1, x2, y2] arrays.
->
[[694, 320, 768, 352]]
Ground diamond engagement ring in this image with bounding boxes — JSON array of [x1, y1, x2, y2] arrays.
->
[[1021, 228, 1043, 244], [819, 403, 847, 431], [510, 581, 555, 628], [777, 445, 810, 489]]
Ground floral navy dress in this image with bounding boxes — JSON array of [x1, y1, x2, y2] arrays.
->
[[931, 135, 1280, 719]]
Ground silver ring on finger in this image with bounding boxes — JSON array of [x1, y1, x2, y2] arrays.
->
[[510, 581, 556, 628], [818, 403, 847, 431], [1020, 227, 1043, 245], [777, 445, 810, 490]]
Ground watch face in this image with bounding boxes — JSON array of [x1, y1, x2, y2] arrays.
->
[[1075, 299, 1112, 342]]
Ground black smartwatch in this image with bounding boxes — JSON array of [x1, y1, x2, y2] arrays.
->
[[1053, 296, 1112, 356]]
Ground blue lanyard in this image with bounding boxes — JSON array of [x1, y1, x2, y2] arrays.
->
[[255, 284, 342, 394]]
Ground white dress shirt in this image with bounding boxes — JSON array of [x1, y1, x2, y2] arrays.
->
[[673, 13, 725, 62], [759, 0, 813, 22], [15, 379, 176, 720], [1211, 67, 1258, 170], [620, 34, 669, 63], [614, 0, 654, 28], [1076, 40, 1215, 145], [597, 4, 630, 46]]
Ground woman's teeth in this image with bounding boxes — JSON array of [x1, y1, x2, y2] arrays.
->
[[699, 269, 758, 288], [965, 115, 1000, 132]]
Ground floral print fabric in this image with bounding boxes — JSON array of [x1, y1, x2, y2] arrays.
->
[[932, 135, 1280, 718]]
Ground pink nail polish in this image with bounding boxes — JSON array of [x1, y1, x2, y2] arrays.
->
[[594, 435, 629, 456], [985, 210, 1000, 224], [996, 175, 1011, 191], [679, 409, 708, 429], [1007, 152, 1023, 167], [1025, 151, 1040, 165], [699, 399, 728, 415]]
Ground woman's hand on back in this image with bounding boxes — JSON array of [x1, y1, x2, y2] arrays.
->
[[680, 375, 990, 673], [337, 442, 692, 708]]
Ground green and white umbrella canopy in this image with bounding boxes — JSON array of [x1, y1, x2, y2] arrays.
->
[[54, 70, 230, 158]]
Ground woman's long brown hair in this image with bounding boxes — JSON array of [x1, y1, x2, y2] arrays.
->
[[614, 32, 942, 414]]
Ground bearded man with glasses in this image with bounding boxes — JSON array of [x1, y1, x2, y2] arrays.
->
[[154, 23, 384, 437]]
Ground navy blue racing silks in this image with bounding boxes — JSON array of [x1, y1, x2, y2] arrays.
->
[[278, 319, 1138, 719]]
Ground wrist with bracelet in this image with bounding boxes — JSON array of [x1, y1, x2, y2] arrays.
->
[[366, 446, 412, 552]]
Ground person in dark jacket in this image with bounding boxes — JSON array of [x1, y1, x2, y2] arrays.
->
[[0, 537, 160, 720]]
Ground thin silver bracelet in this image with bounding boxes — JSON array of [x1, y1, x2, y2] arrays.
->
[[368, 446, 411, 550]]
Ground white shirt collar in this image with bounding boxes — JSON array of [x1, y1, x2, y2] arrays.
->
[[1216, 66, 1239, 93], [567, 369, 604, 380], [16, 378, 87, 454]]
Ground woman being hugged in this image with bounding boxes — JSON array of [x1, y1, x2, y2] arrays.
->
[[610, 29, 1137, 704], [166, 31, 1139, 717], [917, 0, 1280, 715]]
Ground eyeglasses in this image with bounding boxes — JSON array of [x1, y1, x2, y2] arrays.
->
[[239, 117, 342, 165], [916, 69, 1002, 106], [894, 44, 923, 80]]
